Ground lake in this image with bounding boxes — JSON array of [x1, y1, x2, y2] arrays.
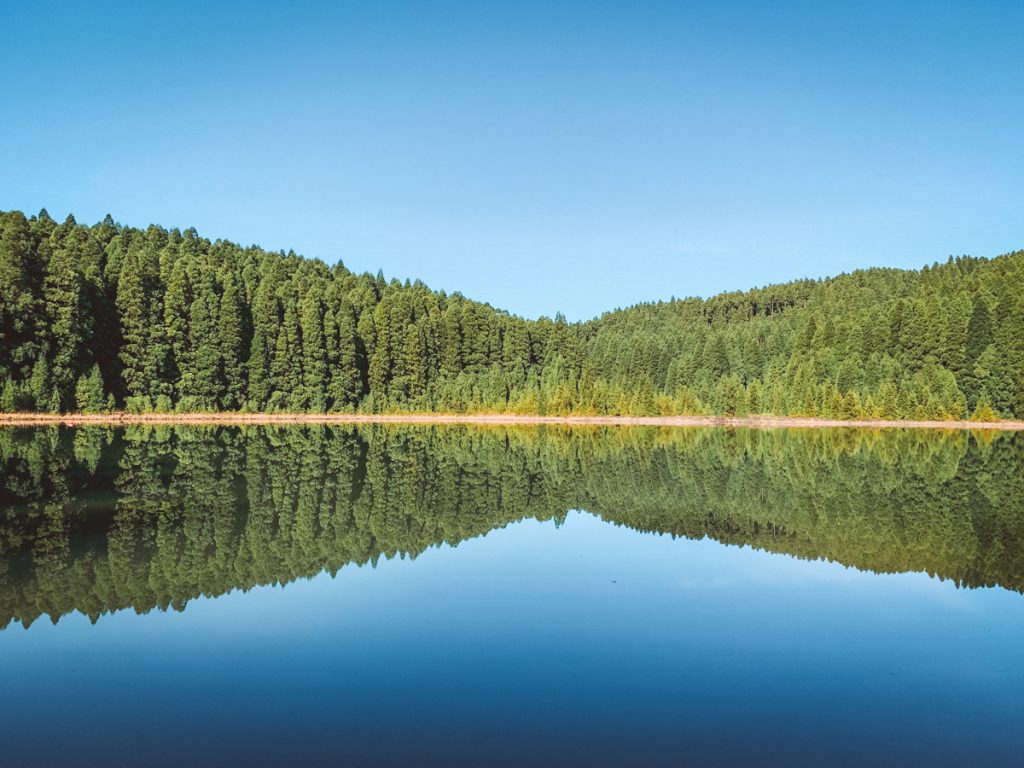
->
[[1, 424, 1022, 766]]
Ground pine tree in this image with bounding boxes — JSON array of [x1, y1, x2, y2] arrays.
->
[[181, 274, 223, 409], [162, 260, 191, 402], [329, 303, 361, 409], [0, 211, 43, 381], [440, 303, 463, 378], [0, 377, 17, 411], [116, 253, 149, 399], [398, 322, 427, 400], [299, 288, 327, 411], [990, 295, 1024, 417], [218, 272, 246, 409], [702, 333, 729, 379], [368, 301, 393, 402], [271, 298, 302, 407], [28, 356, 50, 411], [43, 219, 92, 410], [75, 364, 106, 413], [965, 295, 994, 364], [247, 281, 278, 409]]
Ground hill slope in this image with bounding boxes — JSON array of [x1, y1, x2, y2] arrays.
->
[[1, 209, 1022, 419]]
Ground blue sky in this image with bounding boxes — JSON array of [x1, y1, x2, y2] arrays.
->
[[2, 1, 1021, 319]]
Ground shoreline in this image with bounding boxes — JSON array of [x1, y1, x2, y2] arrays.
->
[[0, 412, 1022, 431]]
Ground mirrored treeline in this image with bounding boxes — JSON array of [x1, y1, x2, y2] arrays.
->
[[1, 425, 1022, 629]]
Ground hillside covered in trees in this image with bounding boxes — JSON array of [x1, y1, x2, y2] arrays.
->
[[1, 208, 1022, 419]]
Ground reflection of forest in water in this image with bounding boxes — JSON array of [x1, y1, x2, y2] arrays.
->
[[1, 425, 1022, 628]]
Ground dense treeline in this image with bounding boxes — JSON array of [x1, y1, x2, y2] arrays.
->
[[1, 425, 1022, 627], [1, 208, 1022, 418]]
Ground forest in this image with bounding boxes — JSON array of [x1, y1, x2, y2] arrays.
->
[[1, 424, 1022, 628], [1, 208, 1022, 419]]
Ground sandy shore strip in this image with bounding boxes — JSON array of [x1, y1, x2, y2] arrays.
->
[[0, 412, 1022, 430]]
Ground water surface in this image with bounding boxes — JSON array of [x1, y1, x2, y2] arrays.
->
[[1, 425, 1022, 766]]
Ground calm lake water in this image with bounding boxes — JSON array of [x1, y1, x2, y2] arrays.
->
[[1, 425, 1022, 766]]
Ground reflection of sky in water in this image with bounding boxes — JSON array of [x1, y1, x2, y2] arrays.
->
[[1, 511, 1021, 767]]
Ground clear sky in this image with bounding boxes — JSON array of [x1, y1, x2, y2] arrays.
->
[[2, 1, 1021, 320]]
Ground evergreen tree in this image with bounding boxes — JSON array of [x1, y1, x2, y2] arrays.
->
[[218, 272, 246, 409], [299, 288, 327, 411], [180, 273, 223, 409], [162, 260, 190, 402], [247, 280, 278, 410], [75, 364, 106, 412], [0, 211, 42, 381], [43, 219, 92, 410], [116, 253, 149, 400], [270, 299, 302, 408], [328, 303, 361, 409]]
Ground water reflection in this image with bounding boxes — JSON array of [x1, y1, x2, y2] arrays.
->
[[1, 424, 1022, 629]]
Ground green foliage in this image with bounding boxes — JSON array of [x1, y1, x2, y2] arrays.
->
[[0, 424, 1022, 629], [0, 208, 1022, 419], [74, 364, 106, 413], [43, 218, 92, 411], [218, 272, 245, 409]]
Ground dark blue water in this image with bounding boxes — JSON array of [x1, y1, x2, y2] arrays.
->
[[1, 425, 1022, 766]]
